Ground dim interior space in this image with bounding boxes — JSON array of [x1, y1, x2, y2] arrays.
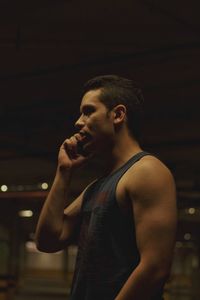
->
[[1, 1, 200, 299], [1, 168, 200, 300]]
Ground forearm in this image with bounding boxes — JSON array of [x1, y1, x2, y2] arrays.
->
[[35, 169, 72, 251], [115, 261, 167, 300]]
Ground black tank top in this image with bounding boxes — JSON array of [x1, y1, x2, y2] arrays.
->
[[70, 151, 163, 300]]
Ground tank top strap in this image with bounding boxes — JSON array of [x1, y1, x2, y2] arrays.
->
[[121, 150, 150, 171], [109, 151, 150, 183], [82, 151, 151, 206]]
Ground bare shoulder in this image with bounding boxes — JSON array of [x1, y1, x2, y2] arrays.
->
[[125, 154, 176, 199]]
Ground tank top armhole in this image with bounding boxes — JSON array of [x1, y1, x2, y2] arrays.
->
[[112, 151, 152, 209]]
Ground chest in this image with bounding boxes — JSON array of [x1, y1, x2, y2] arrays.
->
[[83, 170, 133, 218]]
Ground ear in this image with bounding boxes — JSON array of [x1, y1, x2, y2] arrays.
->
[[112, 105, 127, 125]]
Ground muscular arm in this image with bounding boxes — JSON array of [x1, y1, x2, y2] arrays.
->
[[35, 134, 91, 253], [35, 170, 84, 252], [115, 157, 177, 300]]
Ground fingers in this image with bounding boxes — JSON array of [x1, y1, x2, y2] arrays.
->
[[58, 134, 91, 171], [64, 137, 77, 158], [63, 134, 82, 159]]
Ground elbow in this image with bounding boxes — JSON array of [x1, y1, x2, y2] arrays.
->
[[35, 240, 48, 253], [35, 230, 71, 253], [34, 232, 44, 252], [34, 229, 47, 252], [150, 262, 171, 289], [140, 258, 172, 288], [155, 265, 171, 283], [35, 235, 53, 253], [34, 230, 61, 253], [147, 265, 170, 299], [35, 237, 63, 253]]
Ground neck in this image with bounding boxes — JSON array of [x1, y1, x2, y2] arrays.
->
[[97, 130, 142, 176]]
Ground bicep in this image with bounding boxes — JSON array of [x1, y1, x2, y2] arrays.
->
[[130, 164, 177, 266]]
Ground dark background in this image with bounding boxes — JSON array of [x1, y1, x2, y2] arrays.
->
[[0, 0, 200, 231], [0, 1, 200, 299], [0, 1, 200, 191]]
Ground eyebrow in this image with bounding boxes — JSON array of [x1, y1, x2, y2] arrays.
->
[[80, 104, 96, 113]]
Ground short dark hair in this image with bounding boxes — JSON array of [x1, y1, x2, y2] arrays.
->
[[82, 75, 144, 141]]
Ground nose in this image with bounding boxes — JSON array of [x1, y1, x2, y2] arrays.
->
[[75, 114, 84, 130]]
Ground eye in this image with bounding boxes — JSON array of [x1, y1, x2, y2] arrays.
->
[[82, 106, 95, 116]]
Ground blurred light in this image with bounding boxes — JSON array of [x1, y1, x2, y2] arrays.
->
[[176, 241, 183, 248], [184, 233, 191, 240], [26, 241, 38, 252], [1, 185, 8, 192], [188, 207, 196, 215], [18, 210, 33, 217], [41, 182, 48, 190], [192, 256, 199, 269]]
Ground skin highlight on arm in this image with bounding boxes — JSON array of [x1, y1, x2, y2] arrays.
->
[[115, 156, 177, 300]]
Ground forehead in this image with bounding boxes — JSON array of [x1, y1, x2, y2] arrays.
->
[[80, 89, 103, 109]]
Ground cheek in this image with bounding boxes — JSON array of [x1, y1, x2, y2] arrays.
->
[[87, 116, 101, 129], [87, 114, 111, 134]]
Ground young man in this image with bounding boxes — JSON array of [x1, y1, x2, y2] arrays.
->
[[36, 75, 177, 300]]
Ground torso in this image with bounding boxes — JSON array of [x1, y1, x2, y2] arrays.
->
[[70, 151, 162, 300]]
